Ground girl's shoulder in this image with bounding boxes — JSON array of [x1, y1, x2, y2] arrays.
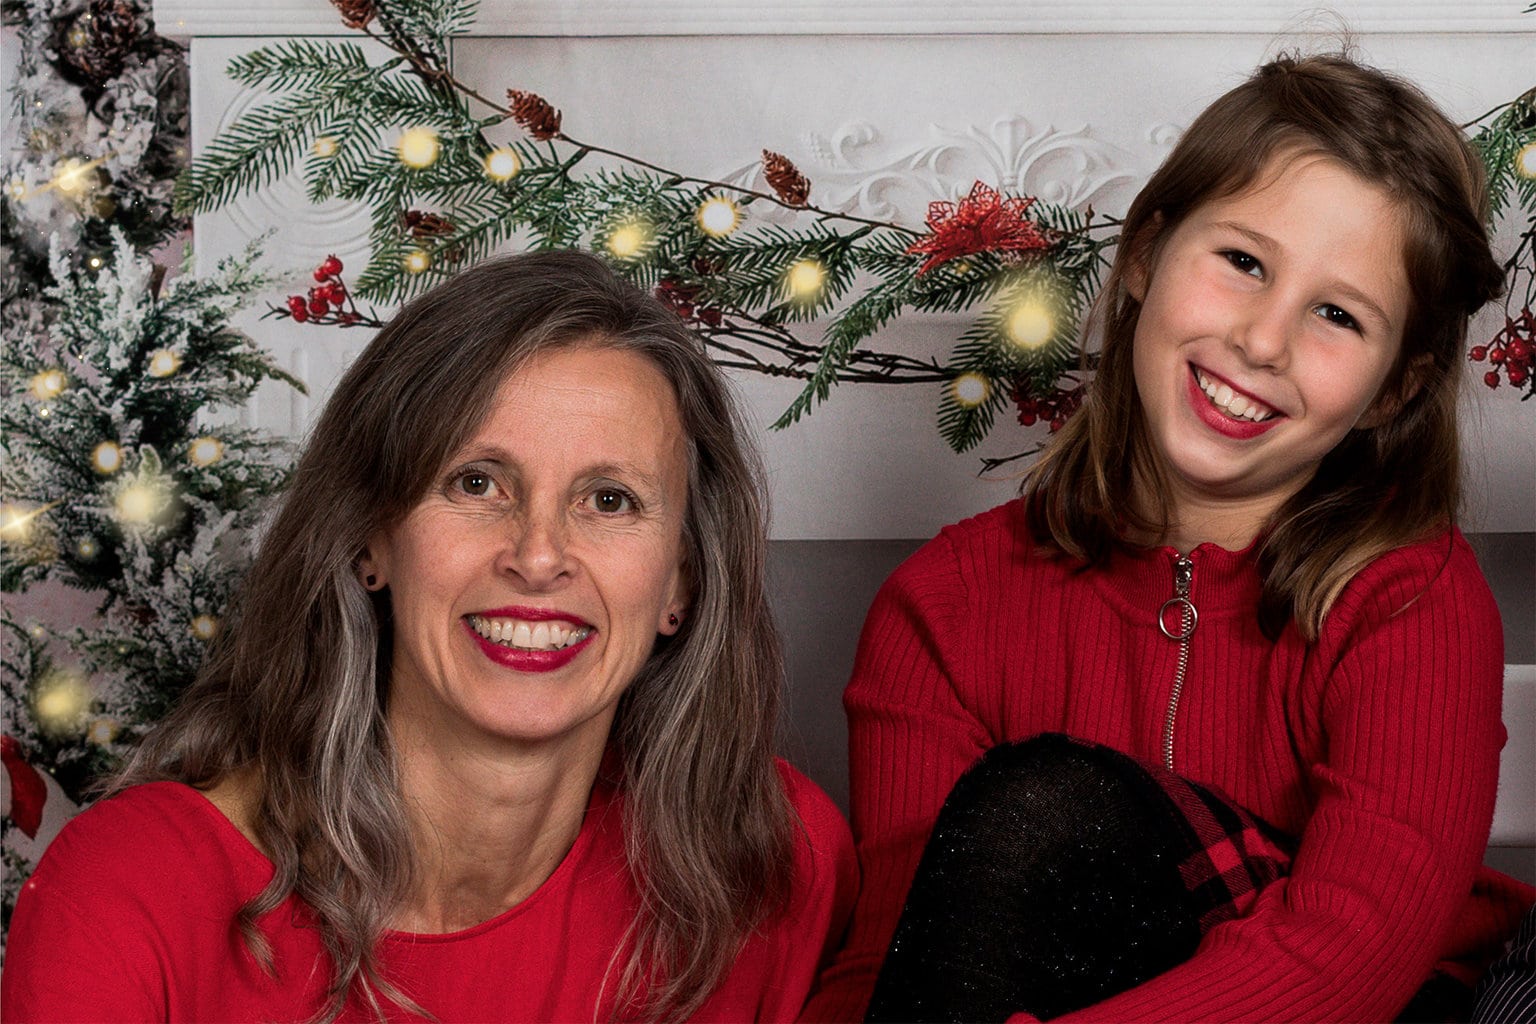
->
[[1322, 527, 1500, 644]]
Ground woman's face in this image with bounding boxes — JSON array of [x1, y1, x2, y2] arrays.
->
[[366, 340, 691, 760]]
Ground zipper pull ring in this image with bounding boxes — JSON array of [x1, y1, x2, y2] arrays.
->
[[1158, 555, 1198, 641]]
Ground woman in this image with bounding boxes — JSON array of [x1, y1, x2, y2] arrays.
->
[[2, 250, 855, 1023]]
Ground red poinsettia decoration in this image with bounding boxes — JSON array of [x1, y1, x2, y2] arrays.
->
[[905, 181, 1055, 276]]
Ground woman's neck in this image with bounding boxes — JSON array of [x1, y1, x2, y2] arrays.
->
[[387, 711, 609, 935]]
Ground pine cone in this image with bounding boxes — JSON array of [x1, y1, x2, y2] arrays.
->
[[330, 0, 375, 30], [506, 90, 563, 140], [402, 210, 455, 239], [57, 1, 139, 89], [762, 150, 810, 207]]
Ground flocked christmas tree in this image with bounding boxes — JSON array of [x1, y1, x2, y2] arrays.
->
[[0, 0, 302, 927]]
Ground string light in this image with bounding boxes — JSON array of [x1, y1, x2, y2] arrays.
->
[[1006, 299, 1055, 349], [147, 349, 181, 377], [6, 179, 25, 201], [34, 669, 91, 735], [312, 135, 338, 158], [697, 197, 741, 238], [483, 147, 522, 182], [190, 615, 220, 641], [951, 373, 991, 408], [86, 254, 104, 269], [397, 127, 440, 168], [1518, 142, 1536, 181], [76, 537, 98, 559], [0, 502, 58, 543], [92, 441, 124, 474], [52, 157, 96, 197], [607, 222, 651, 260], [115, 481, 170, 525], [29, 369, 67, 400], [404, 249, 431, 274], [86, 717, 120, 746], [785, 259, 826, 301], [188, 436, 224, 467]]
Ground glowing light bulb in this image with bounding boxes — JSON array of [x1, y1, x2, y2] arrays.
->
[[397, 127, 440, 169], [1007, 300, 1054, 348], [607, 223, 650, 260], [0, 503, 45, 542], [92, 441, 124, 474], [1518, 142, 1536, 181], [188, 436, 224, 467], [312, 135, 338, 158], [86, 254, 103, 269], [86, 717, 119, 745], [786, 259, 826, 300], [77, 537, 98, 559], [403, 249, 431, 274], [483, 148, 522, 182], [697, 197, 741, 238], [29, 369, 67, 400], [53, 158, 92, 197], [147, 349, 181, 377], [35, 671, 90, 733], [190, 615, 220, 641], [952, 373, 991, 408], [115, 483, 165, 524], [6, 179, 26, 200]]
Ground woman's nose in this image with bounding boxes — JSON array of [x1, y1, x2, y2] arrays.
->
[[497, 503, 571, 589]]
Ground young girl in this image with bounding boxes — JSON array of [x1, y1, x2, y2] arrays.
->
[[802, 54, 1534, 1023]]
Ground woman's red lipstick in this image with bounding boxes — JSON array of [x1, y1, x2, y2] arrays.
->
[[464, 609, 595, 673]]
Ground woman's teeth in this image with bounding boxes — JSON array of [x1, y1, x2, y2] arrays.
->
[[1195, 369, 1275, 422], [470, 615, 591, 651]]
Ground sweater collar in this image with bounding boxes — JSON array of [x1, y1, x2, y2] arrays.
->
[[1093, 538, 1264, 624]]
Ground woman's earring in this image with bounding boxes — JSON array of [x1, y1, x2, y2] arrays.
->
[[363, 573, 379, 590], [667, 613, 679, 627]]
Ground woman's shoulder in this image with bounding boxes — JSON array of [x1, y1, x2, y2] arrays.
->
[[771, 759, 858, 933], [775, 759, 852, 856], [26, 780, 270, 904]]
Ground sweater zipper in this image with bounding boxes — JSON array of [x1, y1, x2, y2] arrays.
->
[[1158, 553, 1198, 772]]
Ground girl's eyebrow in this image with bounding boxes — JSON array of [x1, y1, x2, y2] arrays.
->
[[1210, 220, 1394, 331]]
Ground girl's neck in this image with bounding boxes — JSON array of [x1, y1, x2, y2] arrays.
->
[[387, 709, 609, 935]]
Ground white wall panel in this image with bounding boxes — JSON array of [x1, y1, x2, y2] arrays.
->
[[182, 23, 1535, 537]]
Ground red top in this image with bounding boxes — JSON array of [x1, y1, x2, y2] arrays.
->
[[3, 762, 856, 1023], [803, 500, 1533, 1023]]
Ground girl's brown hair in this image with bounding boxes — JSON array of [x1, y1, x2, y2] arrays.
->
[[1024, 53, 1505, 637], [116, 250, 795, 1022]]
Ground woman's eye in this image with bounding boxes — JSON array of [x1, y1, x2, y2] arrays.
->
[[1316, 304, 1361, 332], [1222, 250, 1262, 277], [588, 488, 634, 515], [454, 470, 499, 498]]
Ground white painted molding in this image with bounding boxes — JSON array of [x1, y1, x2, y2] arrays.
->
[[154, 0, 1534, 38]]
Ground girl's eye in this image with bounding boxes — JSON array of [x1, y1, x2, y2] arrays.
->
[[1222, 250, 1262, 277], [587, 488, 634, 515], [454, 470, 499, 498], [1316, 304, 1361, 332]]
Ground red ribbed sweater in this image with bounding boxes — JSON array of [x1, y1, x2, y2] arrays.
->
[[803, 500, 1533, 1023]]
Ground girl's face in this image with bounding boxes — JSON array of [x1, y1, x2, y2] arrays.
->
[[1128, 153, 1411, 547]]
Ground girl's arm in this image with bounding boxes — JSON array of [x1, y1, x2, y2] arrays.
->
[[801, 530, 993, 1022], [1043, 536, 1521, 1022]]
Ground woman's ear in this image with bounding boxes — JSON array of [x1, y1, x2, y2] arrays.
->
[[1358, 352, 1432, 429], [356, 547, 386, 591]]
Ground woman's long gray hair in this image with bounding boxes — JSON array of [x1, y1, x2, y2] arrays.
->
[[116, 250, 797, 1022]]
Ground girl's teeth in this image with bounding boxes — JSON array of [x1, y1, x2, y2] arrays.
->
[[1196, 370, 1273, 423]]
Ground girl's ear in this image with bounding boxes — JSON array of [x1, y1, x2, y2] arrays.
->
[[1123, 213, 1164, 302], [1358, 352, 1432, 429]]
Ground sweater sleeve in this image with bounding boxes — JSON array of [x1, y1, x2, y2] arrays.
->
[[2, 793, 172, 1022], [801, 531, 994, 1022], [1040, 537, 1509, 1023]]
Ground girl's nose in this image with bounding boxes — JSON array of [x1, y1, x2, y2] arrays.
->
[[1229, 294, 1292, 370], [496, 503, 572, 590]]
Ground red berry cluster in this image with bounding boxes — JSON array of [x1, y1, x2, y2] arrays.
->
[[1469, 308, 1534, 395], [281, 255, 362, 325], [654, 279, 724, 328], [1011, 381, 1085, 432]]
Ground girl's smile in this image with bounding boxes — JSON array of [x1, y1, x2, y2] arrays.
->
[[1128, 151, 1412, 547]]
